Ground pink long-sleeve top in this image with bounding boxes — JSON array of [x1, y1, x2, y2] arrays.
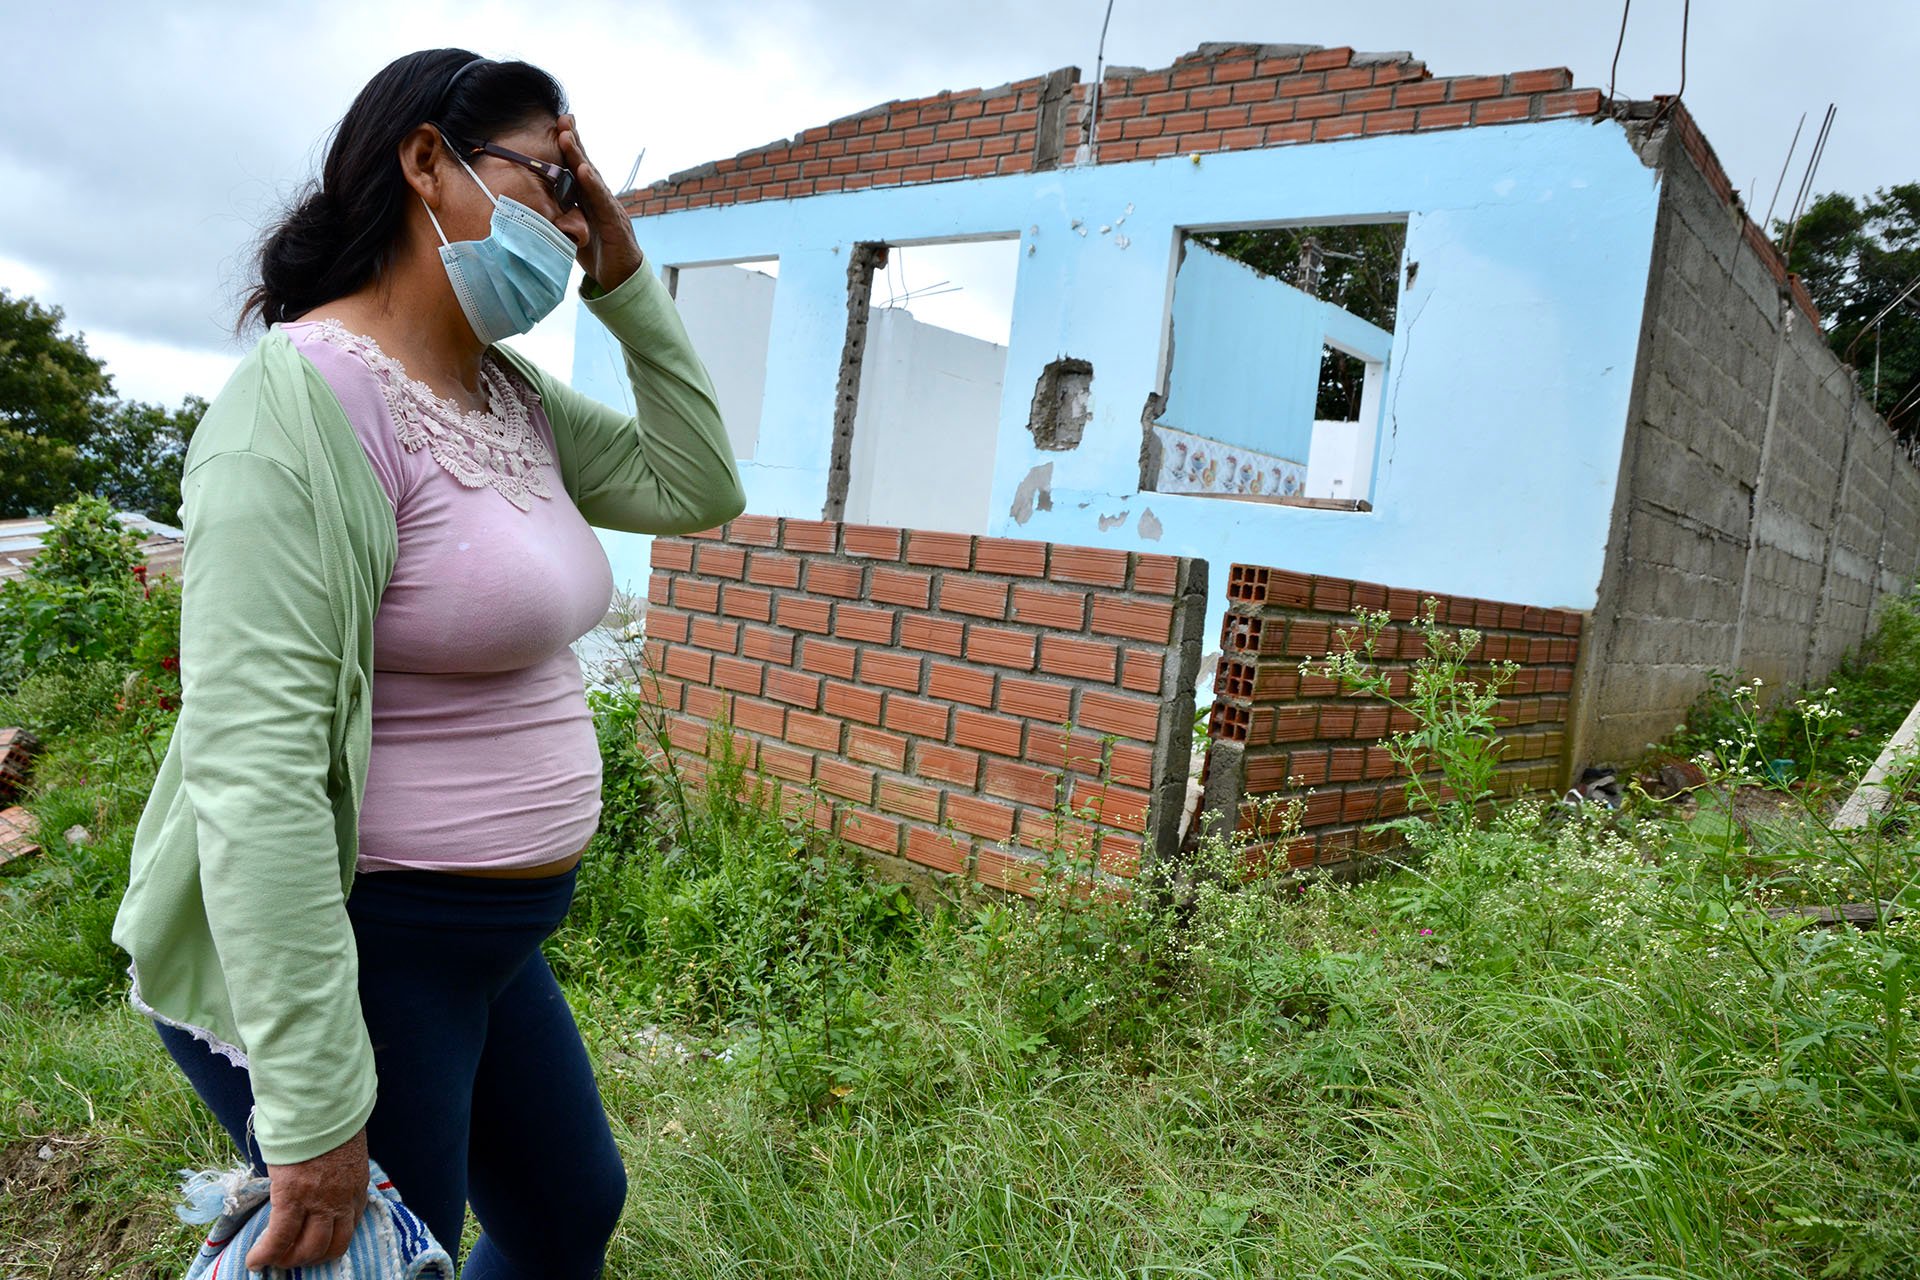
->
[[283, 318, 614, 872]]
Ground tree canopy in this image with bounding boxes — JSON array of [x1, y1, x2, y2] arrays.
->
[[0, 290, 113, 515], [0, 288, 204, 522], [89, 395, 207, 527], [1781, 184, 1920, 440]]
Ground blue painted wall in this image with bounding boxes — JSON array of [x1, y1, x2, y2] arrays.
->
[[1158, 242, 1330, 466], [574, 119, 1662, 650], [1156, 242, 1393, 471]]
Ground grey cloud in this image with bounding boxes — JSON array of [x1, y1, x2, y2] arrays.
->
[[0, 2, 384, 352], [0, 0, 846, 358]]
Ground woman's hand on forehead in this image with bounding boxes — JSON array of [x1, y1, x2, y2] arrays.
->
[[555, 113, 584, 170], [555, 111, 643, 291], [506, 113, 592, 173]]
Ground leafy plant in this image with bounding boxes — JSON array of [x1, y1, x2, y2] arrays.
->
[[1670, 589, 1920, 785], [1781, 184, 1920, 438], [0, 660, 127, 744], [1832, 587, 1920, 742], [0, 493, 178, 697], [553, 634, 922, 1112], [0, 495, 139, 685], [1309, 601, 1518, 829], [0, 289, 114, 517]]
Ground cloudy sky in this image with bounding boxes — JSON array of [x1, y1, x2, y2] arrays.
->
[[2, 0, 1912, 407]]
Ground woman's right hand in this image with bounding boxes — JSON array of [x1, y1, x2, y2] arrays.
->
[[246, 1126, 370, 1270], [556, 113, 644, 294]]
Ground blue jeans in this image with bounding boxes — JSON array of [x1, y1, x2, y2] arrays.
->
[[156, 866, 626, 1280]]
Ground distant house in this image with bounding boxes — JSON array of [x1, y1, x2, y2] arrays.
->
[[0, 513, 184, 583]]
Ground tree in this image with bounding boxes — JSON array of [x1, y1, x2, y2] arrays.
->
[[1190, 223, 1407, 422], [0, 289, 114, 516], [0, 288, 207, 522], [1780, 184, 1920, 439], [89, 395, 205, 526]]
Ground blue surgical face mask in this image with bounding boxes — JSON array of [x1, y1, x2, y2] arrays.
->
[[422, 152, 576, 346]]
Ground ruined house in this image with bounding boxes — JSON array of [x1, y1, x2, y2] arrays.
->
[[578, 43, 1920, 890]]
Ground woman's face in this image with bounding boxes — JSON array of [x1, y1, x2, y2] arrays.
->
[[436, 114, 590, 252]]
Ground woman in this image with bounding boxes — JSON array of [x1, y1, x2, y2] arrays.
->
[[112, 48, 743, 1277]]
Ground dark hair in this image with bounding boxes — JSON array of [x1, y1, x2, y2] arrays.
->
[[241, 49, 567, 329]]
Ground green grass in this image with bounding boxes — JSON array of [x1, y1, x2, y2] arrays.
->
[[5, 633, 1920, 1277], [1669, 586, 1920, 788]]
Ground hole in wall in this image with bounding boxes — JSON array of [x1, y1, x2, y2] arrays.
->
[[1143, 221, 1407, 509], [1028, 358, 1093, 451]]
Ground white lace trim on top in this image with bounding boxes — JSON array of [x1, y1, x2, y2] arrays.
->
[[302, 317, 554, 512], [127, 966, 249, 1068]]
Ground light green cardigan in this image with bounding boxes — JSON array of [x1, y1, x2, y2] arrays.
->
[[112, 265, 745, 1165]]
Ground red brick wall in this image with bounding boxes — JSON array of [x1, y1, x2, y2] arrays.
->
[[641, 517, 1206, 896], [1197, 564, 1583, 871], [620, 44, 1602, 217], [1080, 46, 1596, 164]]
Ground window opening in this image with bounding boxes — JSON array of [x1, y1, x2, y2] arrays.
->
[[667, 258, 779, 460], [1144, 221, 1406, 509], [837, 236, 1020, 534]]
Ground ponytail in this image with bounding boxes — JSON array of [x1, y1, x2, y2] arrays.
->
[[245, 187, 357, 327]]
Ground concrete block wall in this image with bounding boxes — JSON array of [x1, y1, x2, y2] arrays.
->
[[641, 516, 1206, 896], [1198, 565, 1582, 872], [1575, 107, 1920, 764], [618, 44, 1601, 217]]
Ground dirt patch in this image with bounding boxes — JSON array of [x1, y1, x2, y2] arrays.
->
[[0, 1134, 180, 1279], [2, 1133, 98, 1203]]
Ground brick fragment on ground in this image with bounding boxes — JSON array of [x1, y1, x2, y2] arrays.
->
[[0, 805, 40, 865]]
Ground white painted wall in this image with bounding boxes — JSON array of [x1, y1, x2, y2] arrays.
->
[[844, 305, 1008, 535], [1307, 421, 1367, 501], [1306, 353, 1387, 501], [1307, 311, 1391, 500], [670, 263, 777, 459]]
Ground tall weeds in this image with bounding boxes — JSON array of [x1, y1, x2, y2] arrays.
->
[[5, 591, 1920, 1276]]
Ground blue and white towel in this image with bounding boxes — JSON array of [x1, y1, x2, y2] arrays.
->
[[177, 1159, 452, 1278]]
